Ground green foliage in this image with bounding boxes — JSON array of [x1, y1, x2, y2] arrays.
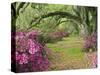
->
[[11, 2, 97, 36]]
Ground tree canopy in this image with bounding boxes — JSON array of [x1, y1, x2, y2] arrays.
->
[[11, 2, 97, 36]]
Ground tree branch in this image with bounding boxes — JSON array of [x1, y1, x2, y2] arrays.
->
[[27, 11, 81, 30]]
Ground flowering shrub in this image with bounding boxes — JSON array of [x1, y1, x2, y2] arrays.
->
[[86, 52, 97, 68], [37, 31, 69, 43], [92, 53, 97, 68], [41, 31, 69, 43], [11, 30, 50, 72], [83, 33, 97, 52], [51, 31, 69, 39]]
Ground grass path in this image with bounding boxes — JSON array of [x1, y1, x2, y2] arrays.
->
[[46, 37, 91, 70]]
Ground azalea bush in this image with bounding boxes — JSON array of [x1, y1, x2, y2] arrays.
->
[[37, 31, 69, 43], [91, 53, 97, 68], [51, 31, 69, 40], [48, 31, 69, 43], [86, 52, 97, 68], [11, 30, 50, 72], [83, 33, 97, 52]]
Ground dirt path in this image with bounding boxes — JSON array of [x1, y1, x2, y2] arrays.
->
[[47, 37, 95, 70]]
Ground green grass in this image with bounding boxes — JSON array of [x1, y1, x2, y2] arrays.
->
[[46, 36, 90, 70], [47, 37, 84, 55]]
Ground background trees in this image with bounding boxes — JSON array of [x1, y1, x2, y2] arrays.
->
[[11, 2, 97, 51], [12, 2, 97, 37]]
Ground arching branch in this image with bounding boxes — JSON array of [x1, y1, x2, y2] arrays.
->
[[27, 11, 81, 30]]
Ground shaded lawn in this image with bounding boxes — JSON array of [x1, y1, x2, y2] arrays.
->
[[46, 37, 90, 70]]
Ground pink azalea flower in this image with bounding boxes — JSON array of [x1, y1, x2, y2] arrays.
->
[[92, 54, 97, 68], [29, 47, 37, 54], [16, 52, 28, 64], [16, 52, 21, 61], [19, 54, 28, 64], [28, 39, 38, 54]]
